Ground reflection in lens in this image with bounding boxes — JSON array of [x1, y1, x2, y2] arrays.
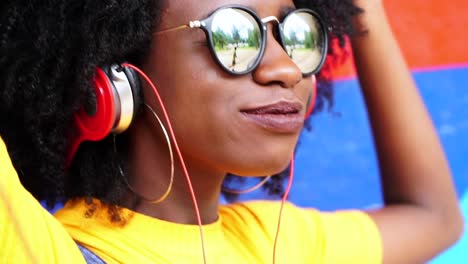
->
[[282, 12, 325, 74], [211, 8, 262, 73]]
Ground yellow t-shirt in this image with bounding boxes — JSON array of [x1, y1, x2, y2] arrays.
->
[[0, 137, 382, 263]]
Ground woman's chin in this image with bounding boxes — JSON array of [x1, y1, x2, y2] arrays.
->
[[228, 157, 292, 177]]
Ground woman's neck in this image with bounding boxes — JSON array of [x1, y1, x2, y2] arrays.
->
[[125, 118, 225, 224]]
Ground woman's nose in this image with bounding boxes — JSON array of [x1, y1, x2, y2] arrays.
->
[[252, 29, 303, 89]]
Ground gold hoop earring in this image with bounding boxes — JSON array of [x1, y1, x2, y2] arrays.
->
[[222, 176, 272, 194], [115, 103, 174, 204]]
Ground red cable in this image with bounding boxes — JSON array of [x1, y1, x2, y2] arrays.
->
[[122, 63, 207, 264], [273, 156, 295, 264]]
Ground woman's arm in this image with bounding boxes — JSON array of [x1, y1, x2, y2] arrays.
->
[[350, 1, 464, 263], [0, 137, 84, 263]]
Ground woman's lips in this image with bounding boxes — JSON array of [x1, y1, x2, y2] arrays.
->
[[240, 101, 304, 133]]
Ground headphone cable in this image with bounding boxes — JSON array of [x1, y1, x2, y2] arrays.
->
[[122, 63, 208, 264]]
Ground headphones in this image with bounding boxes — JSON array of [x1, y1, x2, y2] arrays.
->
[[66, 64, 141, 167]]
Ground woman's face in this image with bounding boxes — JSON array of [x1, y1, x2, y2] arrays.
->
[[142, 0, 314, 177]]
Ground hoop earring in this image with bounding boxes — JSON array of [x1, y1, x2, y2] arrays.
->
[[115, 103, 174, 204], [222, 175, 272, 194]]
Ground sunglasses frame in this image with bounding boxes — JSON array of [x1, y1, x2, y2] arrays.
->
[[157, 5, 329, 76]]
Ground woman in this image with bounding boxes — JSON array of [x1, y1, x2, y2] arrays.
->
[[0, 0, 463, 263]]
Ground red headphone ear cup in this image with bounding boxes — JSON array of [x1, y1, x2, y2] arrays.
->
[[66, 67, 115, 167], [305, 80, 317, 120]]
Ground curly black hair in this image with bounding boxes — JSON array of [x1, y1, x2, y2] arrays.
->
[[0, 0, 362, 219]]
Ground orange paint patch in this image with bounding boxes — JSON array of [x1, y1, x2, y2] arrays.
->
[[329, 0, 468, 78]]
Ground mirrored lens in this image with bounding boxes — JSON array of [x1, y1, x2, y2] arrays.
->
[[282, 11, 325, 74], [210, 8, 262, 73]]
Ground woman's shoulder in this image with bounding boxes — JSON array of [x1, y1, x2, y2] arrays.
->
[[219, 200, 380, 243], [220, 200, 318, 217], [220, 200, 376, 224], [218, 200, 322, 232], [219, 200, 382, 263]]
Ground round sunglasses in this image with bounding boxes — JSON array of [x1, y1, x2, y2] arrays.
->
[[156, 5, 329, 76]]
